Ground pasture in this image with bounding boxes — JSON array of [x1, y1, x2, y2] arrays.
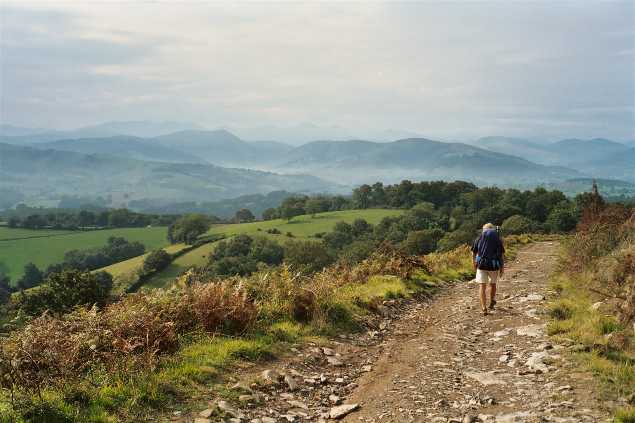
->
[[0, 227, 169, 284], [143, 209, 403, 289]]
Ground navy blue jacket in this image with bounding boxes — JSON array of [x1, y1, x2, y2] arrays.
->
[[472, 229, 505, 271]]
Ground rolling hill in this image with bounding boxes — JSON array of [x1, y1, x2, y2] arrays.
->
[[36, 136, 207, 164], [152, 130, 293, 167], [0, 142, 335, 207], [274, 138, 582, 185]]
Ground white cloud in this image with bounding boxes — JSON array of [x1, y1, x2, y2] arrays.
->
[[0, 0, 633, 140]]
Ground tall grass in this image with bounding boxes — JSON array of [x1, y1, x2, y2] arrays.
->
[[548, 205, 634, 418]]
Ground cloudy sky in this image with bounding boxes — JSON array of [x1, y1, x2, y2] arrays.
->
[[1, 0, 634, 141]]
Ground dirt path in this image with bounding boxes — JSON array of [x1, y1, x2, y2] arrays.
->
[[190, 242, 610, 422], [340, 241, 608, 423]]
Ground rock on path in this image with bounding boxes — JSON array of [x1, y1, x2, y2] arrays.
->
[[184, 242, 610, 422]]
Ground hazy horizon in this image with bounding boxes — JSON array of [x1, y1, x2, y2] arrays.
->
[[1, 1, 634, 142]]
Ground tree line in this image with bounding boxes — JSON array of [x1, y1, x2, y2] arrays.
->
[[5, 208, 181, 230]]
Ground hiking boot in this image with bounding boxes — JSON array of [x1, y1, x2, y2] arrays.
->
[[482, 307, 489, 316], [489, 299, 497, 310]]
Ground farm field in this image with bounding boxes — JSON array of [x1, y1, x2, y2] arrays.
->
[[144, 209, 404, 290], [98, 243, 188, 293], [142, 242, 218, 290], [205, 209, 404, 239], [0, 227, 75, 241], [0, 227, 169, 284]]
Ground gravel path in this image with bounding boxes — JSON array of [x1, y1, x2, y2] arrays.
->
[[189, 242, 611, 423]]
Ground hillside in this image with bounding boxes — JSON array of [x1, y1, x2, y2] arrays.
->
[[276, 138, 582, 185], [152, 129, 293, 167], [0, 142, 334, 207], [37, 136, 207, 164]]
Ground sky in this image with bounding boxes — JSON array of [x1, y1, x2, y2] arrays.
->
[[1, 0, 634, 142]]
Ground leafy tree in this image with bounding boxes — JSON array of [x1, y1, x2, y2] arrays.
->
[[402, 229, 445, 255], [234, 208, 255, 223], [340, 239, 378, 265], [249, 237, 284, 265], [168, 214, 212, 244], [352, 184, 372, 209], [305, 197, 331, 216], [262, 208, 279, 221], [209, 256, 257, 277], [16, 270, 112, 316], [284, 240, 333, 273], [501, 215, 535, 235], [546, 205, 577, 233], [437, 227, 478, 252], [351, 218, 373, 238], [0, 272, 11, 304], [17, 263, 43, 290], [279, 196, 306, 221], [143, 249, 172, 273]]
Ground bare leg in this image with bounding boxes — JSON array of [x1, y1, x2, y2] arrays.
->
[[490, 283, 497, 304], [479, 283, 488, 314]]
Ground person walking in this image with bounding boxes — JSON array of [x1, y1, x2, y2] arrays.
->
[[472, 223, 505, 315]]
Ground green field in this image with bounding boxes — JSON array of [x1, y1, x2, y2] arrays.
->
[[144, 209, 403, 290], [0, 227, 169, 284], [205, 209, 403, 239], [0, 227, 74, 241], [98, 243, 187, 293]]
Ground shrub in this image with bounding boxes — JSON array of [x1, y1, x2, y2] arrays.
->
[[167, 214, 212, 244], [501, 214, 535, 235], [401, 228, 445, 255], [340, 240, 378, 265], [284, 240, 333, 274], [143, 249, 172, 273]]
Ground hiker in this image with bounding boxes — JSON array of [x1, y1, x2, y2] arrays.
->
[[472, 223, 505, 315]]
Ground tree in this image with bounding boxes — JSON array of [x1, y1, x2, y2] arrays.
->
[[234, 208, 255, 223], [168, 214, 212, 244], [262, 208, 279, 221], [284, 240, 333, 273], [501, 215, 535, 235], [143, 249, 172, 273], [305, 197, 331, 217], [340, 239, 377, 265], [279, 196, 306, 221], [352, 184, 372, 209], [0, 272, 11, 304], [437, 227, 478, 252], [17, 263, 43, 290], [546, 206, 577, 233], [402, 229, 445, 255], [16, 270, 112, 316]]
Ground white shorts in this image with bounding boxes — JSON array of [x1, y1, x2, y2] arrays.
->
[[476, 269, 499, 284]]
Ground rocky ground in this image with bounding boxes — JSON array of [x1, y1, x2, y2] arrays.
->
[[183, 242, 611, 423]]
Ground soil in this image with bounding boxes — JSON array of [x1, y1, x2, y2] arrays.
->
[[188, 242, 611, 423]]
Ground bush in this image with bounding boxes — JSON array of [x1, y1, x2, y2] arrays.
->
[[401, 229, 445, 255], [437, 227, 477, 252], [167, 214, 212, 244], [143, 249, 172, 273], [14, 270, 112, 316], [340, 240, 378, 265], [501, 214, 535, 235], [284, 240, 333, 273]]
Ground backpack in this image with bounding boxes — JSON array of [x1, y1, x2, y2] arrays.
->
[[473, 229, 504, 271]]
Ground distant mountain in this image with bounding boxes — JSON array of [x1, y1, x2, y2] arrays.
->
[[152, 130, 293, 167], [0, 120, 205, 145], [581, 147, 635, 182], [475, 137, 560, 165], [547, 178, 635, 198], [275, 138, 582, 185], [544, 138, 629, 165], [0, 143, 335, 208], [36, 136, 206, 164], [77, 121, 205, 138]]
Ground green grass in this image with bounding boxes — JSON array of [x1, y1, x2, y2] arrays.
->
[[205, 209, 403, 239], [143, 209, 405, 291], [142, 242, 219, 290], [97, 244, 188, 294], [0, 227, 75, 241], [0, 227, 169, 284], [548, 274, 635, 412]]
